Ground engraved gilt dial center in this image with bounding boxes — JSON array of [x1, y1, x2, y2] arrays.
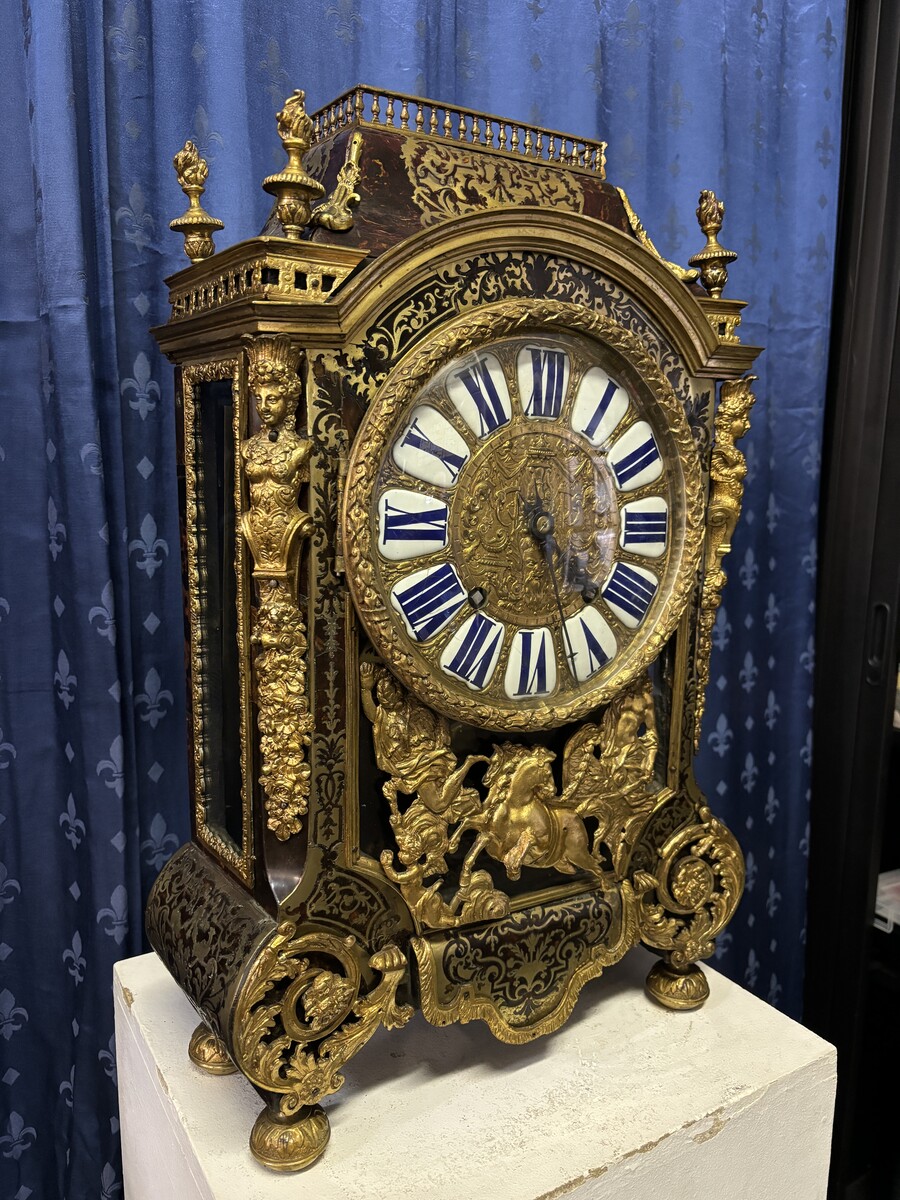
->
[[454, 426, 618, 627]]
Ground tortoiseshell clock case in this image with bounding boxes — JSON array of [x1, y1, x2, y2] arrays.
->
[[147, 84, 761, 1172]]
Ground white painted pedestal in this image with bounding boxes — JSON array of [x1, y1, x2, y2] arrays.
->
[[114, 947, 836, 1200]]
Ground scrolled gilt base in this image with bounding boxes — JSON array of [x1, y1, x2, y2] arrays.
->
[[188, 1022, 237, 1075], [231, 921, 412, 1169], [637, 804, 745, 972], [250, 1100, 330, 1172], [645, 959, 710, 1010]]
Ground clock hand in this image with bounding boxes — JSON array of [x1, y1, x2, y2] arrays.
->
[[524, 487, 579, 680]]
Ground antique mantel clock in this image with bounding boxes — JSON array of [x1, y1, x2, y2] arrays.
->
[[147, 84, 761, 1171]]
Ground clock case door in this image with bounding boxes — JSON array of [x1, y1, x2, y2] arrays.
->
[[147, 98, 761, 1130]]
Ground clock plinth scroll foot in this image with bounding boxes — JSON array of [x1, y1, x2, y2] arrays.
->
[[249, 1098, 330, 1172], [645, 958, 710, 1011], [188, 1022, 237, 1075]]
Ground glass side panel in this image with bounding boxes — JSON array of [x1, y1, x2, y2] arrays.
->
[[194, 378, 244, 849]]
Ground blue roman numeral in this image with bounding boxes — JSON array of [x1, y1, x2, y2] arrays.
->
[[382, 502, 448, 543], [611, 435, 660, 488], [603, 563, 657, 623], [578, 617, 610, 674], [393, 564, 466, 641], [515, 630, 550, 696], [454, 359, 508, 436], [580, 378, 619, 440], [444, 614, 503, 689], [524, 349, 566, 418], [623, 510, 667, 546], [400, 418, 467, 482]]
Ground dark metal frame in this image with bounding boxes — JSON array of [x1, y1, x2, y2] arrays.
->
[[804, 1, 900, 1195]]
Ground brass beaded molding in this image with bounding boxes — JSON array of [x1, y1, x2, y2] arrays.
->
[[342, 297, 705, 732]]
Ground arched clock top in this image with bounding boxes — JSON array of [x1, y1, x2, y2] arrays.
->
[[334, 208, 757, 380]]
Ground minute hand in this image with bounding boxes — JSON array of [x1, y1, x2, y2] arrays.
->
[[524, 496, 579, 680]]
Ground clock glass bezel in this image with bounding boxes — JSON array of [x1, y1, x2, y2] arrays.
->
[[342, 300, 704, 732]]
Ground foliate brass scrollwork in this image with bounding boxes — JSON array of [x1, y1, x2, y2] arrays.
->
[[694, 376, 756, 750], [688, 190, 738, 299], [638, 805, 744, 968], [616, 187, 699, 284], [400, 137, 586, 227], [415, 885, 642, 1042], [170, 140, 224, 263], [703, 307, 742, 344], [232, 923, 412, 1111], [311, 132, 363, 231], [240, 336, 315, 840], [364, 663, 662, 931], [263, 90, 326, 239]]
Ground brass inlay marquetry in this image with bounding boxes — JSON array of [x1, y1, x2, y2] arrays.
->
[[413, 883, 641, 1042], [401, 137, 587, 227]]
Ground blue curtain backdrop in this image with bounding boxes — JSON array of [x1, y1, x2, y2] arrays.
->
[[0, 1, 843, 1195]]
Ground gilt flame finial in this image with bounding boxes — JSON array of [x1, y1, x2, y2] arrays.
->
[[688, 189, 737, 299], [262, 89, 325, 240], [169, 141, 224, 263]]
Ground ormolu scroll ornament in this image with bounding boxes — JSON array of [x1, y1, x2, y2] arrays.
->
[[312, 131, 364, 231]]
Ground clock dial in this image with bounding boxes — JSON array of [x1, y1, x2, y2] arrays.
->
[[343, 308, 703, 731]]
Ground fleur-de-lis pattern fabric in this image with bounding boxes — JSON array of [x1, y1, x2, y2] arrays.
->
[[0, 1, 843, 1195]]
